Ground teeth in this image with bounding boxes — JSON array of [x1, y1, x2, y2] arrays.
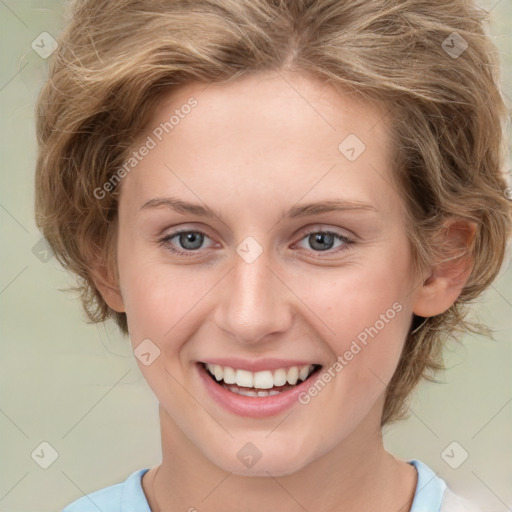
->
[[225, 385, 287, 397], [213, 364, 223, 381], [236, 387, 258, 397], [273, 368, 287, 386], [205, 363, 315, 390], [299, 365, 310, 381], [287, 366, 299, 385], [223, 366, 236, 384], [253, 370, 274, 389], [235, 369, 253, 388]]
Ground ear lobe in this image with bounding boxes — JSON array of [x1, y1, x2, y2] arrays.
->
[[90, 261, 126, 313], [412, 219, 477, 318]]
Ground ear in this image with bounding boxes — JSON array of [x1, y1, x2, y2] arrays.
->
[[90, 259, 126, 313], [412, 219, 477, 317]]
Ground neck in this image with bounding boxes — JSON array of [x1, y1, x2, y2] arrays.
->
[[143, 405, 417, 512]]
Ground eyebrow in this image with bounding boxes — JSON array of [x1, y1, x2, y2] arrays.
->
[[140, 196, 377, 222]]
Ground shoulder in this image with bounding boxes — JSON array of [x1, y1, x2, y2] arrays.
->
[[408, 459, 481, 512], [62, 468, 150, 512], [62, 482, 123, 512], [440, 487, 482, 512]]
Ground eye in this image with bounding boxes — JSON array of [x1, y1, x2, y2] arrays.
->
[[159, 227, 354, 258], [159, 229, 215, 256], [293, 229, 353, 255]]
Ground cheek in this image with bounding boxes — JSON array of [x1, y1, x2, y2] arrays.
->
[[117, 249, 218, 354], [308, 260, 410, 345], [122, 270, 193, 335], [304, 249, 413, 387]]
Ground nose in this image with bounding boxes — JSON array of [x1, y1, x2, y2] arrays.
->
[[213, 247, 293, 345]]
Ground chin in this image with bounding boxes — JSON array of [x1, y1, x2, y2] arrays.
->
[[224, 457, 313, 478], [202, 437, 320, 477]]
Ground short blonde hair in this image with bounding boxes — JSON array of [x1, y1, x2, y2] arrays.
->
[[34, 0, 511, 425]]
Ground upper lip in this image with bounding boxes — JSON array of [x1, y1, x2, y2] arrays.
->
[[199, 358, 321, 372]]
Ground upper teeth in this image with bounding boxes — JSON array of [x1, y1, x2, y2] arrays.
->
[[205, 363, 314, 389]]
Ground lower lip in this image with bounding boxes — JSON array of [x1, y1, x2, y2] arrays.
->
[[197, 363, 318, 418]]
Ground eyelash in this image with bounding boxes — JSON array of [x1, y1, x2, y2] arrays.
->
[[158, 228, 354, 258]]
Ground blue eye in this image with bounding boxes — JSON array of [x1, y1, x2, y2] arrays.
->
[[159, 229, 211, 256], [296, 230, 353, 254], [172, 231, 205, 250], [159, 228, 354, 258]]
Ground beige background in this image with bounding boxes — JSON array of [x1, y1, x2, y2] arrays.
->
[[0, 1, 510, 511]]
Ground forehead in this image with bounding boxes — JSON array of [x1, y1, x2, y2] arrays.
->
[[143, 70, 390, 149], [122, 70, 400, 219]]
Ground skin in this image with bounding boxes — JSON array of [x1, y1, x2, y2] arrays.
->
[[95, 70, 474, 512]]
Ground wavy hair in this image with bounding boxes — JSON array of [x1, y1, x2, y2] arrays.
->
[[34, 0, 511, 425]]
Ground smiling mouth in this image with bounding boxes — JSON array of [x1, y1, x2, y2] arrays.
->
[[201, 362, 322, 397]]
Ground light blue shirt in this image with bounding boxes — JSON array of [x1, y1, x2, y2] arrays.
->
[[62, 459, 454, 511]]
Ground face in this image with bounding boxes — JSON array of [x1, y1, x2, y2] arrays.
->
[[111, 70, 421, 476]]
